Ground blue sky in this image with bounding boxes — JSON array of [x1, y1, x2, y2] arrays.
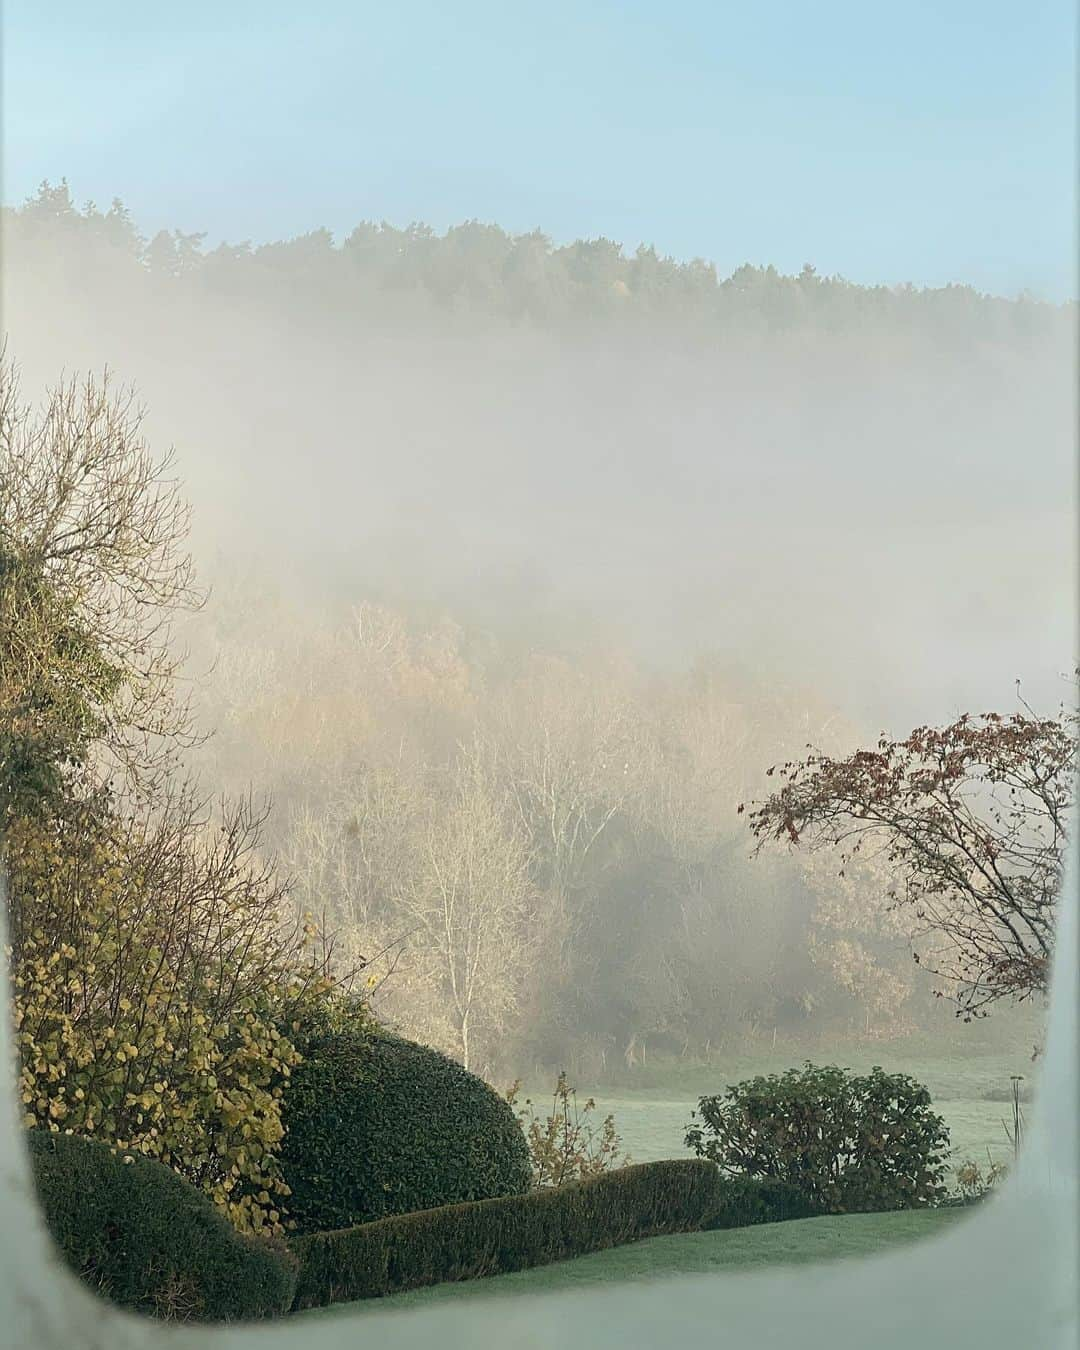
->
[[4, 1, 1076, 297]]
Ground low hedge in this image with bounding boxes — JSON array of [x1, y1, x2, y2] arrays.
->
[[290, 1158, 720, 1310], [26, 1129, 298, 1321], [705, 1176, 824, 1229]]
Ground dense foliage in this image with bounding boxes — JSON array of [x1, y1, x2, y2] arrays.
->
[[704, 1175, 824, 1229], [27, 1129, 298, 1321], [685, 1063, 951, 1213], [279, 1030, 531, 1233], [0, 544, 122, 823], [7, 803, 334, 1234], [289, 1158, 720, 1310]]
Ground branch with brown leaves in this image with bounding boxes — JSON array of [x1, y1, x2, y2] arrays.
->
[[740, 697, 1077, 1017]]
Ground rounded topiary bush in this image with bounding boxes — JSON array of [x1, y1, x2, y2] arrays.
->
[[26, 1129, 298, 1321], [279, 1030, 531, 1234]]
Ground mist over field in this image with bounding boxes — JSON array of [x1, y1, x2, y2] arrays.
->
[[2, 188, 1073, 1080], [2, 0, 1078, 1331]]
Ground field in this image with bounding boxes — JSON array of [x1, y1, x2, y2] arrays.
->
[[299, 1208, 971, 1319], [517, 1029, 1040, 1179], [297, 1027, 1037, 1320]]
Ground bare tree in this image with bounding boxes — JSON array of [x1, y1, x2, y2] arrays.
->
[[283, 760, 424, 995], [494, 655, 643, 904], [394, 739, 535, 1069]]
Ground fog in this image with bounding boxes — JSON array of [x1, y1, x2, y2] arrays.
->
[[2, 193, 1072, 1075], [5, 208, 1075, 733]]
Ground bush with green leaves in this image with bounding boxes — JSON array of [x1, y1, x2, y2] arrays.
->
[[279, 1030, 531, 1234], [685, 1062, 950, 1213], [290, 1158, 720, 1309], [26, 1129, 298, 1321]]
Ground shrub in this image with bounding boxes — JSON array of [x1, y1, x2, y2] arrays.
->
[[7, 804, 337, 1235], [279, 1029, 532, 1233], [704, 1176, 823, 1229], [2, 363, 350, 1237], [944, 1156, 1008, 1206], [26, 1129, 298, 1321], [290, 1158, 720, 1309], [505, 1072, 629, 1186], [685, 1062, 950, 1213]]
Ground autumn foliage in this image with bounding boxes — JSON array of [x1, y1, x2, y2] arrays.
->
[[1, 354, 348, 1234], [743, 702, 1077, 1016]]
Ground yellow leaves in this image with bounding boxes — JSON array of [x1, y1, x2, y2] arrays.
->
[[7, 812, 343, 1240]]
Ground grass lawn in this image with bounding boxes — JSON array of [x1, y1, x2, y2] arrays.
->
[[297, 1207, 972, 1319], [543, 1034, 1040, 1178]]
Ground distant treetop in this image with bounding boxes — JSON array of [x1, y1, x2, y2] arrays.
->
[[4, 179, 1070, 338]]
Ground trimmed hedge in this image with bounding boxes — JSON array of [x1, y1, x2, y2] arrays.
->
[[279, 1029, 531, 1234], [290, 1158, 720, 1310], [26, 1129, 298, 1321], [705, 1176, 824, 1229]]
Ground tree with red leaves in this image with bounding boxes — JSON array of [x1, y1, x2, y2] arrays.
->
[[741, 689, 1077, 1018]]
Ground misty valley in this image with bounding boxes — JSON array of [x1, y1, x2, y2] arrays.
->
[[1, 184, 1074, 1323]]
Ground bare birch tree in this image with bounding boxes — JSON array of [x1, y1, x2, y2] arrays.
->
[[394, 739, 535, 1069]]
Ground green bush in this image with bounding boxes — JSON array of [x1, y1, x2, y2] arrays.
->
[[26, 1129, 298, 1321], [290, 1158, 720, 1309], [685, 1062, 950, 1214], [279, 1029, 531, 1234], [704, 1176, 823, 1229]]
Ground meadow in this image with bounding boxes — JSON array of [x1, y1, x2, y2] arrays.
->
[[295, 1034, 1030, 1319], [518, 1028, 1039, 1179]]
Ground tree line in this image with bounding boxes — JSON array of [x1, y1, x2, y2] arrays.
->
[[185, 569, 1070, 1079], [4, 181, 1071, 339]]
